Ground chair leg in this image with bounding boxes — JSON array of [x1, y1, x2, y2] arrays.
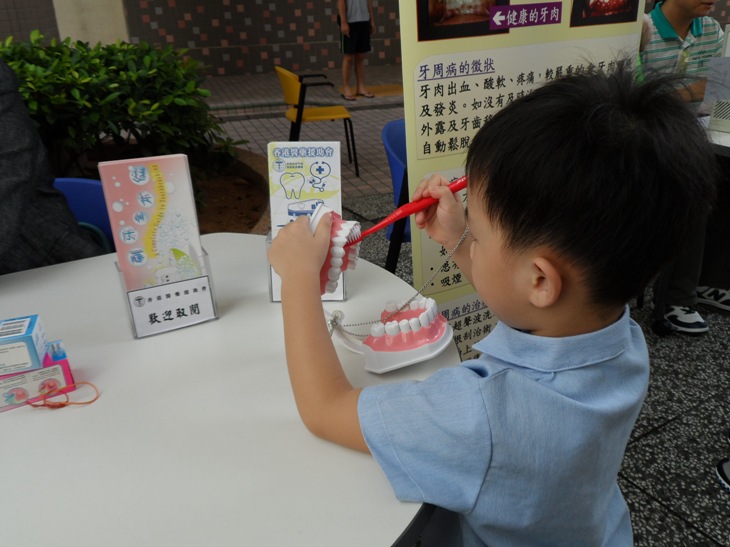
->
[[289, 122, 301, 141], [344, 118, 359, 177], [384, 172, 410, 273], [385, 218, 407, 273], [390, 504, 437, 547], [342, 120, 353, 163]]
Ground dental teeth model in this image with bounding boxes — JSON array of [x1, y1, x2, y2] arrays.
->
[[308, 204, 361, 295], [327, 297, 453, 373]]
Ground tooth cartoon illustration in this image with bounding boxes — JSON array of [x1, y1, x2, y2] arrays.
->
[[280, 172, 306, 199]]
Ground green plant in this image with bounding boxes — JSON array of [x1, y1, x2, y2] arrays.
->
[[0, 31, 237, 177]]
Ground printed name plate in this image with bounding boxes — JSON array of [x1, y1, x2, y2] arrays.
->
[[125, 275, 217, 338]]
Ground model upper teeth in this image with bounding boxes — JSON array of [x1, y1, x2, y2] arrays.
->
[[323, 217, 361, 293]]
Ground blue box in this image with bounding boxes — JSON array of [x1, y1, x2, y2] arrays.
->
[[0, 315, 47, 376]]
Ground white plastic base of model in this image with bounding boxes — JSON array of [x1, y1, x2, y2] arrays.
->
[[325, 310, 454, 374]]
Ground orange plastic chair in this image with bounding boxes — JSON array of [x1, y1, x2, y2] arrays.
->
[[274, 66, 359, 177]]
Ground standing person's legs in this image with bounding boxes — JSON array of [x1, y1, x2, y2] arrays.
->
[[340, 21, 372, 99], [354, 53, 370, 96], [656, 215, 708, 334], [698, 155, 730, 308], [341, 53, 355, 100]]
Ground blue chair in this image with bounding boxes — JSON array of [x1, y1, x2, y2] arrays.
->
[[381, 119, 409, 273], [53, 177, 115, 253]]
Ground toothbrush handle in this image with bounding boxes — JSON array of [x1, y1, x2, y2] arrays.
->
[[349, 176, 467, 245]]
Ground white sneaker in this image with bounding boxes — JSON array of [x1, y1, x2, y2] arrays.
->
[[697, 286, 730, 311], [663, 305, 709, 334]]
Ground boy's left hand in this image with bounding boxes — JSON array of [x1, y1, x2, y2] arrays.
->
[[268, 214, 332, 282]]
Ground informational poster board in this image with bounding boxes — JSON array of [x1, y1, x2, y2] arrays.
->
[[99, 154, 217, 338], [400, 0, 645, 359], [267, 141, 345, 302]]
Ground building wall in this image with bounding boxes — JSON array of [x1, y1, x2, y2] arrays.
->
[[123, 0, 401, 76], [52, 0, 129, 45], [0, 0, 59, 42], [3, 1, 730, 76]]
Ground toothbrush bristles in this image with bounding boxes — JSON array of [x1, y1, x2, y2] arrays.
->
[[346, 224, 362, 245]]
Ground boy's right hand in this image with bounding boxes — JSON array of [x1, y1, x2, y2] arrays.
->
[[412, 174, 467, 249]]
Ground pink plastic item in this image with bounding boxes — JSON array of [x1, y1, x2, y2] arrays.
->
[[308, 204, 361, 295]]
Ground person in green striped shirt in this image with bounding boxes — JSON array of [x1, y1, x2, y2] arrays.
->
[[641, 0, 724, 106], [640, 0, 729, 334]]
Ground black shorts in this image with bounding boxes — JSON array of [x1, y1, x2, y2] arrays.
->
[[338, 18, 372, 55]]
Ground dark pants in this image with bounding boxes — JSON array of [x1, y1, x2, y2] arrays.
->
[[700, 155, 730, 289], [656, 153, 730, 311]]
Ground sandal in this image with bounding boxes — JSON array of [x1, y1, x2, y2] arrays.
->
[[356, 92, 375, 98], [341, 94, 356, 101]]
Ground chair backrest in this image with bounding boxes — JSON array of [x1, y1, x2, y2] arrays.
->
[[381, 119, 407, 208], [275, 66, 301, 107], [53, 177, 114, 251]]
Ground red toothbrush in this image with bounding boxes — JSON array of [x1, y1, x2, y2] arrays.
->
[[346, 176, 467, 247]]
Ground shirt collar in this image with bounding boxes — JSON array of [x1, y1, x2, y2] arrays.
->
[[651, 2, 703, 40], [472, 306, 632, 372]]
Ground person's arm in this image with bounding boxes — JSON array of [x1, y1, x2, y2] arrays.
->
[[678, 22, 724, 103], [678, 80, 707, 102], [0, 60, 45, 258], [412, 174, 473, 281], [338, 0, 350, 36], [640, 13, 652, 52], [268, 214, 368, 453]]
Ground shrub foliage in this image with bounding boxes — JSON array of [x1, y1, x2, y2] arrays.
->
[[0, 31, 235, 176]]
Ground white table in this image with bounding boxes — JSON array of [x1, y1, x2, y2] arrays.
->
[[1, 233, 459, 547]]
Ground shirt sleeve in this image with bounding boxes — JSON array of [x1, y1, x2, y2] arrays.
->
[[713, 21, 725, 57], [358, 366, 494, 513]]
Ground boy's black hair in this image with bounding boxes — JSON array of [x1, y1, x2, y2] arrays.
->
[[465, 60, 718, 306]]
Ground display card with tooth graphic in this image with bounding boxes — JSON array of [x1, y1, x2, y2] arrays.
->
[[99, 154, 217, 337], [267, 141, 344, 302]]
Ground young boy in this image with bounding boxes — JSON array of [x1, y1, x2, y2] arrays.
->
[[268, 63, 717, 545]]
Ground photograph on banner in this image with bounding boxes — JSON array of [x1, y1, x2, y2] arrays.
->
[[417, 0, 510, 41], [570, 0, 640, 27]]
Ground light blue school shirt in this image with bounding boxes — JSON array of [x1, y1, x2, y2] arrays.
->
[[358, 307, 649, 546]]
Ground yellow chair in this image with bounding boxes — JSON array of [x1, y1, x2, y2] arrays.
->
[[275, 66, 359, 177]]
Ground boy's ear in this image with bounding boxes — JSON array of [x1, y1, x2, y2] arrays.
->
[[528, 256, 563, 308]]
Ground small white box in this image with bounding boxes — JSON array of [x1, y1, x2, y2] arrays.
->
[[0, 315, 47, 376]]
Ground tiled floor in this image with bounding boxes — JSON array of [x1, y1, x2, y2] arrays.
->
[[205, 65, 730, 546], [208, 64, 405, 200]]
